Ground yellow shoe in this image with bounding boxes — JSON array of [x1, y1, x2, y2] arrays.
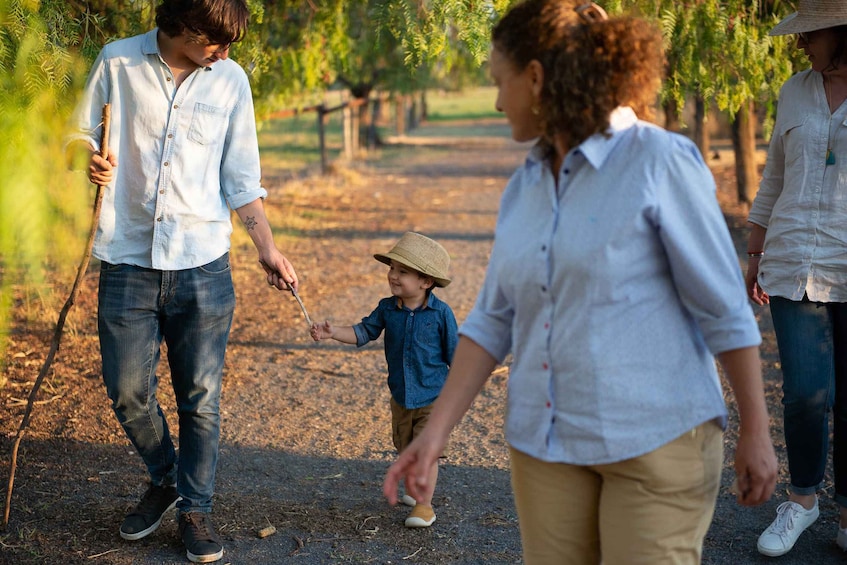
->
[[404, 504, 436, 528]]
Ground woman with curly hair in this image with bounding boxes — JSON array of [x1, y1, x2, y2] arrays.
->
[[383, 1, 777, 563]]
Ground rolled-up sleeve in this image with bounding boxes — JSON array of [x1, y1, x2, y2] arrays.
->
[[655, 139, 761, 354]]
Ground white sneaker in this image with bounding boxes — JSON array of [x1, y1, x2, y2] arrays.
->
[[837, 526, 847, 551], [400, 494, 417, 507], [757, 500, 819, 557]]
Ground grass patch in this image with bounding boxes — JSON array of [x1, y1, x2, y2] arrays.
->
[[258, 87, 502, 174], [424, 87, 499, 122]]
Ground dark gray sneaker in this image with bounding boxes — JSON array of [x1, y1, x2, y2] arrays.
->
[[119, 483, 180, 540], [179, 512, 224, 563]]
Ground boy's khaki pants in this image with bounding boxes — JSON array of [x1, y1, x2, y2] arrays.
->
[[510, 421, 723, 565]]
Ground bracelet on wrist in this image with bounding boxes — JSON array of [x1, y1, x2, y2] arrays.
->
[[747, 251, 764, 258]]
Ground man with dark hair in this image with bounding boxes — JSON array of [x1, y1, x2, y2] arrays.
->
[[66, 1, 296, 562]]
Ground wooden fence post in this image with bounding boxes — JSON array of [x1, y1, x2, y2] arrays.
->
[[342, 99, 352, 160], [317, 104, 328, 175], [351, 99, 361, 156]]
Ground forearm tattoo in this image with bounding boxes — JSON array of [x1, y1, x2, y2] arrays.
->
[[244, 215, 257, 231]]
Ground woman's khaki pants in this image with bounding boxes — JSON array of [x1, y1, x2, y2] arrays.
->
[[510, 421, 723, 565]]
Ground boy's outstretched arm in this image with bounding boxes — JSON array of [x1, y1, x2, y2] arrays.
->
[[311, 321, 357, 344]]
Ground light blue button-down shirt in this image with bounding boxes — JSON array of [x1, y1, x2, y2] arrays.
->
[[68, 29, 266, 270], [461, 107, 761, 465], [749, 69, 847, 302]]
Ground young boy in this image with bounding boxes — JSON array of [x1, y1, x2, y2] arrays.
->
[[310, 232, 458, 528]]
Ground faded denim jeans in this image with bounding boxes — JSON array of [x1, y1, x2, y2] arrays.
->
[[98, 253, 235, 513], [770, 295, 847, 507]]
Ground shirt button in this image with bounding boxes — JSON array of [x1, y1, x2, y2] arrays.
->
[[173, 104, 179, 109], [546, 401, 551, 408], [564, 169, 570, 175], [541, 245, 547, 252], [166, 77, 172, 82], [168, 134, 173, 139], [542, 363, 549, 370], [159, 190, 165, 194], [410, 312, 414, 317], [157, 217, 163, 222], [544, 323, 549, 329], [164, 162, 169, 167], [541, 286, 547, 292]]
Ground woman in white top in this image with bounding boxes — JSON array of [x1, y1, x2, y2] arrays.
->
[[384, 1, 777, 563], [748, 0, 847, 558]]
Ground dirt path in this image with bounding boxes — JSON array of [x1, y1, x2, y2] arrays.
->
[[1, 119, 843, 564]]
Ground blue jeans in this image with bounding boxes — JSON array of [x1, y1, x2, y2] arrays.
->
[[98, 254, 235, 513], [770, 295, 847, 507]]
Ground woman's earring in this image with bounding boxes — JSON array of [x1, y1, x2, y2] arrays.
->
[[531, 104, 540, 116]]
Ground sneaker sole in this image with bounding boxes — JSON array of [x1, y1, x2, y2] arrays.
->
[[119, 497, 180, 541], [401, 494, 417, 507], [405, 515, 436, 528], [186, 547, 224, 563], [756, 542, 793, 557]]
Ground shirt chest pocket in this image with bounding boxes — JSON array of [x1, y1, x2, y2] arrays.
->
[[187, 103, 229, 145], [780, 118, 807, 168]]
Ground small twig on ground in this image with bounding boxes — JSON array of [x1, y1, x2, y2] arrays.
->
[[402, 547, 424, 560], [87, 548, 120, 559], [7, 395, 63, 407], [288, 535, 305, 556]]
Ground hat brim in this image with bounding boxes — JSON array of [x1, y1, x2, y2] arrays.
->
[[374, 253, 451, 287], [770, 11, 847, 35]]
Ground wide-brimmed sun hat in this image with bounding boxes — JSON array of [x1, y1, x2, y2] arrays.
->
[[770, 0, 847, 36], [374, 232, 452, 287]]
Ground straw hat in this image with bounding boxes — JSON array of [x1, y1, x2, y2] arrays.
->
[[374, 232, 452, 287], [770, 0, 847, 36]]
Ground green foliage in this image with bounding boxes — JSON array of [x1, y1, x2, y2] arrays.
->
[[608, 0, 798, 131], [245, 0, 501, 116], [0, 0, 100, 343]]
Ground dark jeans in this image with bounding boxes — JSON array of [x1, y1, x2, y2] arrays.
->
[[98, 253, 235, 513], [770, 295, 847, 507]]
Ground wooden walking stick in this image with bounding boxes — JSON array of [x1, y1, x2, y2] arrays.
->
[[3, 103, 111, 528]]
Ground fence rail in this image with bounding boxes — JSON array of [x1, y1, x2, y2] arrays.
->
[[265, 92, 425, 174]]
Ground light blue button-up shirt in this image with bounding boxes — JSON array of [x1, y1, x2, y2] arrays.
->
[[749, 69, 847, 302], [68, 29, 266, 270], [461, 107, 761, 465]]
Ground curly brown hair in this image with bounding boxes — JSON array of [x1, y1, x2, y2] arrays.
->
[[493, 0, 665, 148], [543, 16, 665, 145], [156, 0, 249, 45], [491, 0, 581, 70]]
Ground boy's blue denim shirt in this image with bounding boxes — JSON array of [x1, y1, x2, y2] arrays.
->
[[353, 292, 458, 409]]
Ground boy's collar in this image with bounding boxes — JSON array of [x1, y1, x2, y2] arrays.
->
[[395, 293, 432, 311]]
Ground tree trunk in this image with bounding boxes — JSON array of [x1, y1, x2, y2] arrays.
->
[[395, 95, 407, 136], [663, 98, 680, 132], [731, 99, 759, 205], [366, 98, 383, 149], [693, 96, 711, 158], [358, 99, 372, 149], [420, 90, 428, 121]]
